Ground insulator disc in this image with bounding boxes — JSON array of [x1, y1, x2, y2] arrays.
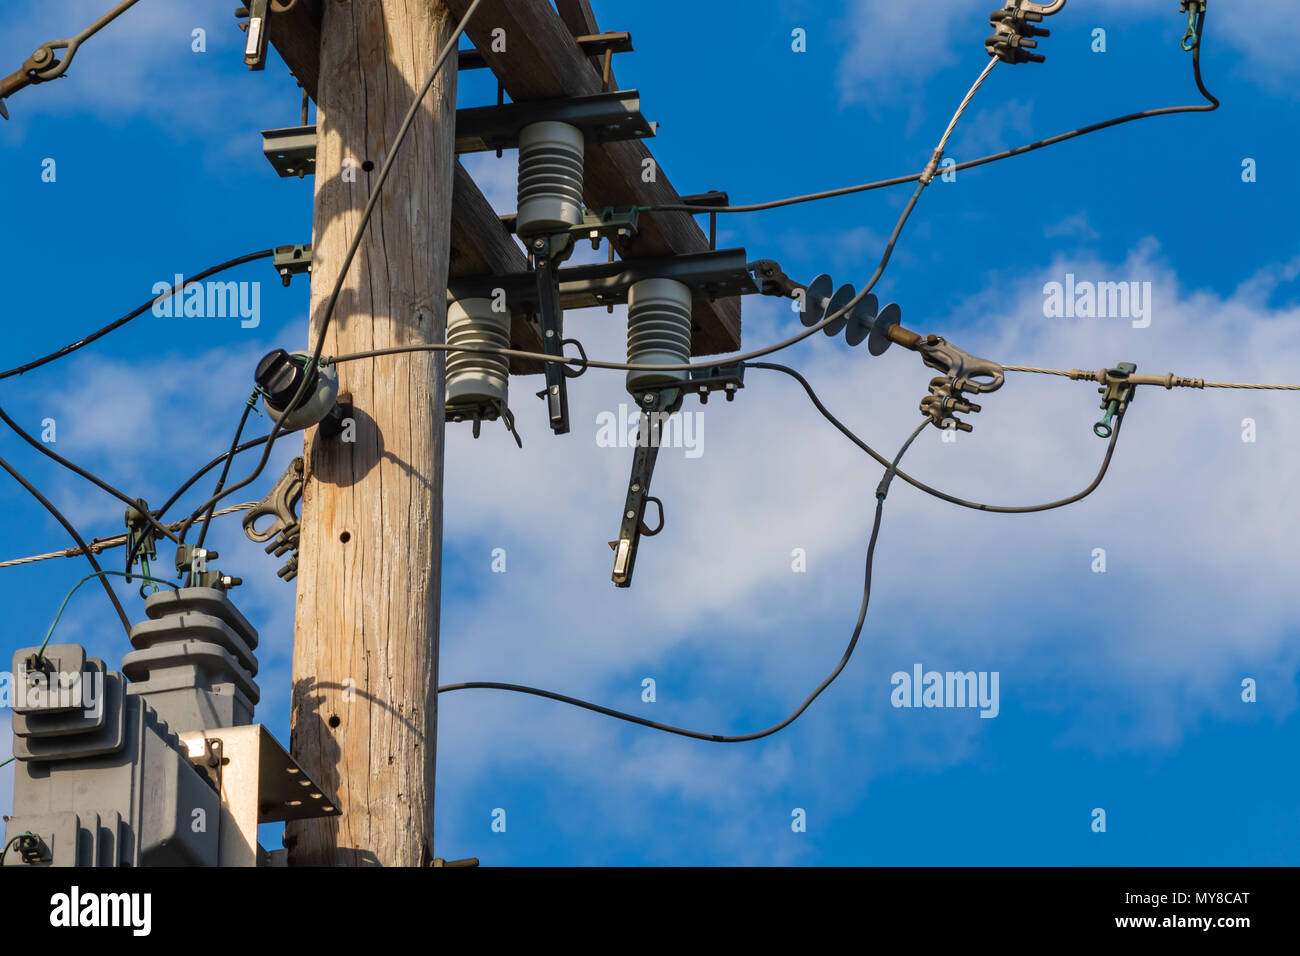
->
[[800, 274, 833, 328], [516, 121, 585, 237], [447, 298, 511, 407], [845, 294, 879, 347], [626, 278, 693, 395], [868, 302, 902, 356], [822, 284, 855, 336]]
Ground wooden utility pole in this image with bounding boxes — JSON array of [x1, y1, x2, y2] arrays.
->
[[284, 0, 457, 867]]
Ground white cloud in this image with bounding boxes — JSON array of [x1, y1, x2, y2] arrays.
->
[[839, 0, 1300, 100], [430, 236, 1300, 860]]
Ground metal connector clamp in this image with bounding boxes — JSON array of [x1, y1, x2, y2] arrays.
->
[[1095, 362, 1138, 438], [242, 457, 304, 581], [918, 336, 1005, 394]]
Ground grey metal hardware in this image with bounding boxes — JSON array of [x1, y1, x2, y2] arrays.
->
[[243, 457, 304, 582]]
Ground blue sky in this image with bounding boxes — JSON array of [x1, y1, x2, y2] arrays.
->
[[1, 0, 1298, 865]]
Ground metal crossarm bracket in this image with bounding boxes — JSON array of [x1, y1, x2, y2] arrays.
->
[[455, 90, 654, 154], [273, 244, 312, 286], [458, 32, 633, 72], [448, 248, 759, 322], [499, 206, 641, 245], [684, 363, 745, 404], [262, 91, 654, 178]]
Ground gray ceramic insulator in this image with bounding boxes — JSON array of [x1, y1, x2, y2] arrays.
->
[[516, 121, 585, 237], [626, 278, 693, 395], [446, 298, 511, 407]]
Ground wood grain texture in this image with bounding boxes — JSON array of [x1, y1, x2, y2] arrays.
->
[[283, 0, 456, 868], [554, 0, 617, 88], [443, 0, 743, 355], [253, 0, 543, 368]]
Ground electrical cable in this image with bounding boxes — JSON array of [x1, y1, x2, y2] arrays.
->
[[0, 832, 36, 865], [332, 60, 1001, 377], [438, 419, 929, 743], [1003, 365, 1300, 391], [122, 432, 271, 575], [195, 394, 258, 550], [1, 504, 256, 570], [0, 453, 131, 634], [36, 569, 176, 661], [175, 0, 485, 545], [0, 406, 178, 543], [649, 8, 1218, 216], [0, 249, 274, 381], [747, 361, 1125, 514]]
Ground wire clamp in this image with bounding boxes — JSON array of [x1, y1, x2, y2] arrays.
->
[[124, 499, 158, 590], [242, 457, 304, 582], [1180, 1, 1207, 51], [986, 0, 1067, 65], [915, 336, 1005, 432], [1095, 362, 1137, 438]]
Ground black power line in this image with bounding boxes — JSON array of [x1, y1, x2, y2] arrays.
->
[[0, 406, 178, 544], [0, 249, 274, 382], [650, 8, 1218, 217], [747, 362, 1125, 513], [0, 453, 131, 634], [438, 420, 929, 743]]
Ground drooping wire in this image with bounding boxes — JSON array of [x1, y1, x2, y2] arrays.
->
[[649, 9, 1219, 216], [35, 569, 176, 662], [747, 361, 1125, 514], [0, 249, 274, 382], [438, 419, 929, 743], [0, 453, 131, 634], [0, 406, 178, 543], [174, 0, 486, 544], [122, 434, 271, 575], [195, 392, 259, 550]]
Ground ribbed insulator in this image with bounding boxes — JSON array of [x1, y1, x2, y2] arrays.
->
[[516, 121, 585, 237], [626, 278, 693, 395], [447, 298, 511, 407]]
